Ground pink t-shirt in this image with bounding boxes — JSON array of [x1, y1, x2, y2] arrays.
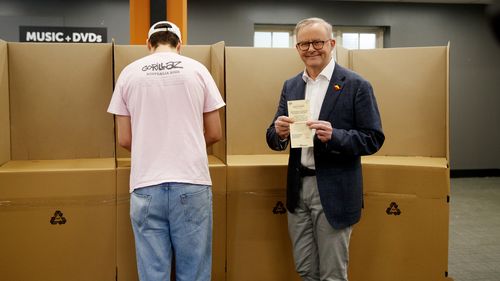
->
[[108, 51, 225, 192]]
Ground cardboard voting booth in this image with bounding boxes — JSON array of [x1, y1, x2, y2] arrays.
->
[[225, 47, 304, 281], [0, 38, 452, 281], [224, 45, 452, 281], [0, 41, 116, 281], [347, 46, 452, 281], [113, 42, 227, 281]]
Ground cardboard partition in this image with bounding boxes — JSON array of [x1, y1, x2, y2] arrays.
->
[[223, 45, 450, 280], [0, 40, 9, 165], [116, 156, 226, 281], [225, 45, 449, 160], [350, 46, 449, 159], [335, 45, 349, 69], [349, 158, 451, 281], [349, 192, 450, 281], [226, 155, 300, 281], [209, 157, 227, 281], [113, 42, 226, 162], [209, 42, 226, 162], [225, 47, 303, 155], [0, 158, 116, 281], [0, 42, 117, 280], [7, 43, 114, 161], [116, 164, 137, 281], [361, 156, 449, 198]]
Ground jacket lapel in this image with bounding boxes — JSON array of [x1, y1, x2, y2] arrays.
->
[[295, 75, 306, 100], [318, 63, 346, 121]]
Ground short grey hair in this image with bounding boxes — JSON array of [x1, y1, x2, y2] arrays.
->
[[294, 17, 333, 40]]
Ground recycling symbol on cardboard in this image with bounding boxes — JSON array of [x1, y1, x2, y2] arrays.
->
[[50, 210, 67, 225], [273, 201, 287, 214], [386, 202, 401, 216]]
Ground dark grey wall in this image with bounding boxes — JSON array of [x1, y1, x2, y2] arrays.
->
[[1, 0, 499, 170], [188, 0, 500, 170], [0, 0, 129, 44]]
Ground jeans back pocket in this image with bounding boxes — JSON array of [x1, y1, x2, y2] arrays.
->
[[130, 191, 152, 228]]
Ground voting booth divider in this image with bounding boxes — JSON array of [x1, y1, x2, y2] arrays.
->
[[224, 45, 452, 281], [0, 41, 117, 281], [0, 39, 452, 281], [225, 47, 303, 281], [346, 46, 452, 281]]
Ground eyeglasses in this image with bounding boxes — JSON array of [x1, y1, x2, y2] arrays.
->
[[296, 40, 330, 51]]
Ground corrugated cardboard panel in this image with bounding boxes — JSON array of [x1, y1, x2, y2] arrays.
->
[[0, 40, 9, 165], [113, 44, 225, 161], [8, 43, 114, 160], [362, 155, 448, 168], [335, 45, 349, 68], [226, 155, 294, 281], [362, 156, 449, 198], [227, 189, 300, 281], [116, 156, 226, 281], [0, 165, 116, 281], [0, 158, 115, 196], [210, 42, 225, 99], [226, 158, 299, 281], [116, 165, 137, 281], [209, 157, 227, 281], [181, 45, 211, 70], [182, 44, 225, 161], [113, 45, 148, 82], [349, 193, 449, 281], [351, 47, 448, 158], [227, 155, 288, 192], [210, 41, 226, 162], [0, 158, 115, 172], [227, 154, 288, 167], [226, 47, 303, 155]]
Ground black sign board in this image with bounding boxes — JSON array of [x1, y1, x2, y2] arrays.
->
[[19, 26, 107, 43]]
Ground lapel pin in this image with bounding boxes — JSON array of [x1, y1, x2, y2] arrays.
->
[[334, 84, 341, 91]]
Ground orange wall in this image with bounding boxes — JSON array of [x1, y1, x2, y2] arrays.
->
[[130, 0, 187, 45]]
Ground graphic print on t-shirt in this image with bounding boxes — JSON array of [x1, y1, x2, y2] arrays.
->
[[141, 60, 183, 76]]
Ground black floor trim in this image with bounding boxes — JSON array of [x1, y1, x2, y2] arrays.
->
[[451, 169, 500, 178]]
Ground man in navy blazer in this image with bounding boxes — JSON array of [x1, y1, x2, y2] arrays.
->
[[266, 18, 384, 281]]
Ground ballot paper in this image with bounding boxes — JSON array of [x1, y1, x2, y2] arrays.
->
[[287, 100, 313, 148]]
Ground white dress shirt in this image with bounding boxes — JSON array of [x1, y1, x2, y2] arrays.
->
[[300, 57, 335, 169]]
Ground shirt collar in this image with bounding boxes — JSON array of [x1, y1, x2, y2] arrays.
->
[[302, 57, 336, 83]]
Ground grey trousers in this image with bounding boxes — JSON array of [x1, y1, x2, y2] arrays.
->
[[287, 176, 353, 281]]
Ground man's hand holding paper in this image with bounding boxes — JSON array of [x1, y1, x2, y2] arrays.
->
[[274, 116, 293, 140], [307, 120, 333, 143]]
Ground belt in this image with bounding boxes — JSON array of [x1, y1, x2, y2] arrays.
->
[[299, 165, 316, 177]]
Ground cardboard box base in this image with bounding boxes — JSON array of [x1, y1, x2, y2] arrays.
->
[[227, 155, 300, 281], [227, 155, 451, 281], [361, 156, 449, 197], [227, 190, 300, 281], [0, 158, 116, 281], [349, 192, 450, 281]]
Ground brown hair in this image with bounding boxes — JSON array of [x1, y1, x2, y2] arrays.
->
[[148, 23, 180, 49]]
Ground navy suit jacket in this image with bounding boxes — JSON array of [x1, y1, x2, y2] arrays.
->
[[266, 63, 385, 229]]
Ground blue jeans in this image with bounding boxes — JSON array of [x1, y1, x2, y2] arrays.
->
[[130, 182, 213, 281]]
